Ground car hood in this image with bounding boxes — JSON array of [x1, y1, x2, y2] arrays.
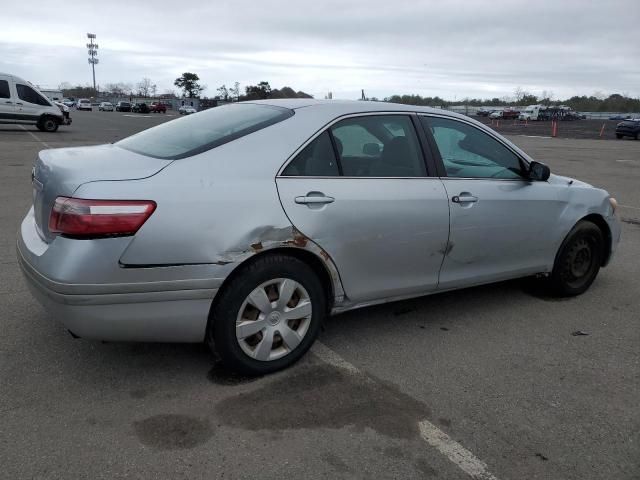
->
[[548, 173, 592, 188]]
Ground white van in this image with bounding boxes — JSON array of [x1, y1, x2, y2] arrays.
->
[[0, 73, 69, 132]]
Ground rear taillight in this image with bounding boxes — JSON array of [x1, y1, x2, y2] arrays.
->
[[49, 197, 156, 238]]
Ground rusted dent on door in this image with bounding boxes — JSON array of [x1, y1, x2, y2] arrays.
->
[[282, 227, 308, 248], [212, 225, 345, 303]]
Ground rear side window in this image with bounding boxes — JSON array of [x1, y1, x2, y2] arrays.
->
[[0, 80, 9, 99], [117, 104, 293, 160], [282, 131, 339, 176], [16, 84, 51, 106], [331, 115, 426, 177]]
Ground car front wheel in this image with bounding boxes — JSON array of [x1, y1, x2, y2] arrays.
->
[[208, 255, 325, 375], [37, 116, 59, 132], [547, 221, 603, 296]]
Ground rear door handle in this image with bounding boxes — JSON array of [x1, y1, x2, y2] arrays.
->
[[295, 195, 335, 205], [452, 194, 478, 203], [4, 101, 12, 104]]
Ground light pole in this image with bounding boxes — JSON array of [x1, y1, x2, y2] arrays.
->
[[87, 33, 99, 94]]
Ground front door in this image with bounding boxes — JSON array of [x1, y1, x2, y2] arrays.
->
[[0, 75, 15, 123], [420, 115, 567, 290], [14, 82, 51, 122], [276, 114, 450, 303]]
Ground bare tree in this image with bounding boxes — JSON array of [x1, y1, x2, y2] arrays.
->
[[137, 78, 153, 97], [229, 82, 240, 101], [217, 84, 229, 100], [540, 90, 554, 105]]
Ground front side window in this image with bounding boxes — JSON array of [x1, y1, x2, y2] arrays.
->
[[282, 131, 339, 176], [331, 115, 426, 177], [117, 103, 293, 160], [16, 84, 51, 106], [422, 116, 524, 179], [0, 80, 10, 99]]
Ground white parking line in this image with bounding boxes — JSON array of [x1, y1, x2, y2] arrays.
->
[[19, 125, 52, 148], [419, 420, 499, 480], [312, 342, 501, 480]]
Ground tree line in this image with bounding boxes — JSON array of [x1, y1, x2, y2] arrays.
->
[[59, 73, 312, 102], [384, 87, 640, 112], [58, 75, 639, 112]]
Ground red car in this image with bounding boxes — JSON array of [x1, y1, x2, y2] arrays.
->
[[149, 102, 167, 113]]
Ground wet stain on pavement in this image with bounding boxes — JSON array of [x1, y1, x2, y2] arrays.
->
[[130, 389, 149, 399], [415, 457, 439, 476], [134, 414, 213, 450], [207, 361, 261, 386], [437, 417, 452, 428], [215, 364, 431, 440], [321, 452, 355, 474]]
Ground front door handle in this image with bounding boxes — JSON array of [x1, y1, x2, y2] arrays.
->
[[295, 195, 335, 205], [452, 194, 478, 203], [15, 102, 23, 105], [4, 101, 12, 104]]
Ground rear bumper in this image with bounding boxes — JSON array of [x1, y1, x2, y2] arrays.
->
[[17, 209, 224, 342]]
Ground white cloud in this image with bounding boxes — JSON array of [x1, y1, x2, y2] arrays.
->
[[1, 0, 638, 99]]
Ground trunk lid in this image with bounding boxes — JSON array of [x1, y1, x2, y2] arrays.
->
[[32, 144, 172, 242]]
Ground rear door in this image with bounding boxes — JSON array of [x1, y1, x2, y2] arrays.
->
[[420, 114, 567, 290], [276, 113, 450, 303], [0, 75, 15, 123]]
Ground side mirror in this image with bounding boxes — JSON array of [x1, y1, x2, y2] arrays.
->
[[528, 161, 550, 181], [363, 143, 381, 156]]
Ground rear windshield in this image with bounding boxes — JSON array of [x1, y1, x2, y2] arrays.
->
[[116, 103, 294, 160], [80, 99, 90, 103]]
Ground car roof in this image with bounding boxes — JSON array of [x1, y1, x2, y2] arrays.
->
[[243, 98, 474, 122]]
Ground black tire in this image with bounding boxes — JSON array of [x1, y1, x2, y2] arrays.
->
[[39, 116, 59, 132], [208, 254, 326, 375], [616, 133, 623, 139], [547, 221, 603, 297]]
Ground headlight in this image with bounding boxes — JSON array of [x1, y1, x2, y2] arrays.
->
[[609, 197, 618, 215]]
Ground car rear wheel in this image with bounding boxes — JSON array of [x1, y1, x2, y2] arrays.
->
[[547, 221, 603, 296], [208, 254, 325, 375]]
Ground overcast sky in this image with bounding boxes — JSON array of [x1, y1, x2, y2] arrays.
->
[[1, 0, 638, 100]]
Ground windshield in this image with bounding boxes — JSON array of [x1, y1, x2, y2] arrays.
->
[[116, 103, 294, 160]]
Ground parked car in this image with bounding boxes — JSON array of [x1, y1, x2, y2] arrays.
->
[[132, 103, 150, 114], [476, 108, 494, 117], [149, 102, 167, 113], [99, 102, 114, 112], [115, 101, 132, 112], [63, 99, 76, 108], [76, 99, 92, 111], [490, 109, 519, 119], [18, 100, 621, 375], [609, 114, 631, 121], [179, 105, 197, 115], [0, 72, 69, 132], [615, 119, 640, 139]]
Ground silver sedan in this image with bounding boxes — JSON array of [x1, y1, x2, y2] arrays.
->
[[18, 100, 621, 374]]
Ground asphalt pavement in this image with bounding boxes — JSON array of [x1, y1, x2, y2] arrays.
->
[[0, 111, 638, 479]]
